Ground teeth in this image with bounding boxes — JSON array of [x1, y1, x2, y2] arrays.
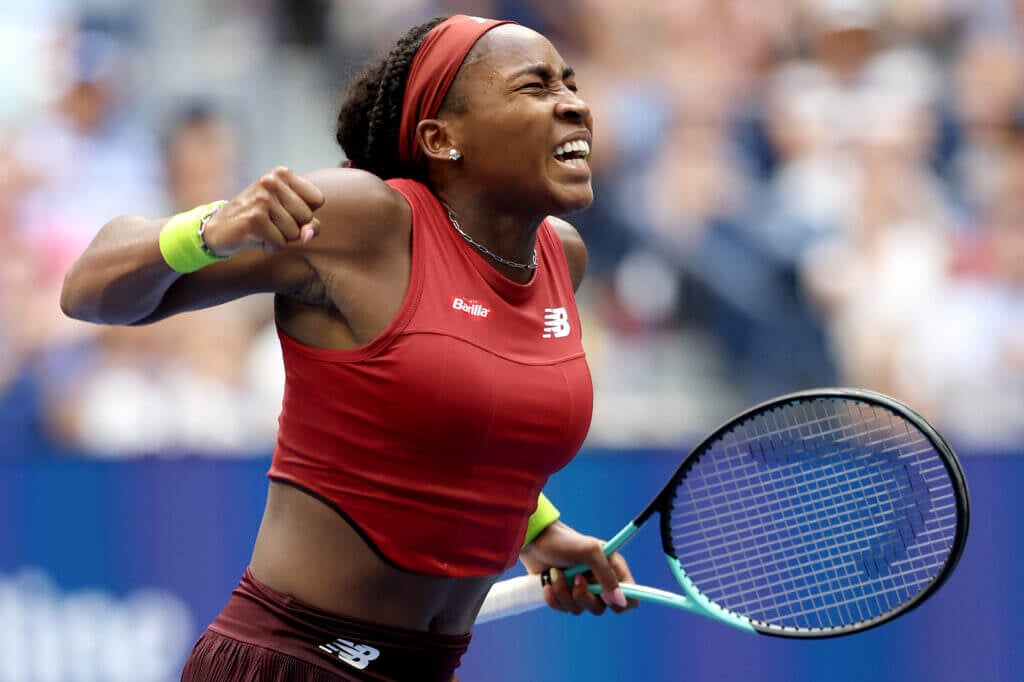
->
[[554, 139, 590, 159]]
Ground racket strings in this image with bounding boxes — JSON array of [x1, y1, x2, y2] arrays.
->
[[671, 437, 943, 545], [674, 503, 957, 599], [666, 399, 959, 633], [689, 516, 959, 617], [670, 454, 955, 577], [696, 409, 950, 626], [712, 412, 945, 627]]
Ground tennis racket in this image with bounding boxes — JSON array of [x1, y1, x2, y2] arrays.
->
[[476, 388, 969, 637]]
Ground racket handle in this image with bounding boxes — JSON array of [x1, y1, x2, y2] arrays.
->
[[475, 574, 546, 624]]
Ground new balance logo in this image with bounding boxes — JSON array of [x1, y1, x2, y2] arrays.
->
[[451, 296, 490, 320], [319, 638, 381, 670], [542, 307, 571, 338]]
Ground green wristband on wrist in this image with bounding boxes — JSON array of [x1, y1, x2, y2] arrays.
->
[[158, 200, 228, 273], [522, 493, 560, 548]]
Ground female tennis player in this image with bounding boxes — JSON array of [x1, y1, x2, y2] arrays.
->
[[60, 15, 635, 682]]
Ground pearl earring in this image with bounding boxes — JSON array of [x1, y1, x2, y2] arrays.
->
[[448, 149, 462, 161]]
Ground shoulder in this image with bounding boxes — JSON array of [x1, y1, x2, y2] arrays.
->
[[546, 216, 587, 292], [302, 167, 412, 257]]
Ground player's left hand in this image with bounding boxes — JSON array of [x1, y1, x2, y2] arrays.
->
[[519, 521, 638, 616]]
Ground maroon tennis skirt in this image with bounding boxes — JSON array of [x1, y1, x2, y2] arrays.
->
[[180, 568, 472, 682]]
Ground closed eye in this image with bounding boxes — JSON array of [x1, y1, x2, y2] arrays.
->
[[517, 82, 579, 96], [510, 63, 578, 94]]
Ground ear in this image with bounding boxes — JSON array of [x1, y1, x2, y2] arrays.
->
[[416, 119, 457, 163]]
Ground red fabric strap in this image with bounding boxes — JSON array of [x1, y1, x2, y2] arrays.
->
[[397, 15, 515, 166]]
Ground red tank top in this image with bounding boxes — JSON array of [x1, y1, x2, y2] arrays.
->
[[268, 178, 593, 577]]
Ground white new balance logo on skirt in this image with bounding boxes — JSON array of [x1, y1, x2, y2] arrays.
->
[[319, 638, 381, 670], [542, 307, 570, 339]]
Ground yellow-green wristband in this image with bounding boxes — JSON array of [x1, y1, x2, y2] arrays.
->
[[522, 493, 560, 548], [158, 200, 228, 273]]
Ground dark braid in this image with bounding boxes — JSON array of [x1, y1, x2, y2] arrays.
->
[[335, 17, 447, 180]]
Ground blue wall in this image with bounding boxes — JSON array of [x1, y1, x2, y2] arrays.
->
[[0, 450, 1019, 681]]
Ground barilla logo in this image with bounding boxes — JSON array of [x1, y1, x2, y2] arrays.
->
[[450, 296, 491, 320]]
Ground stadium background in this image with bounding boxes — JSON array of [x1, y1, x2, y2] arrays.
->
[[1, 0, 1022, 680]]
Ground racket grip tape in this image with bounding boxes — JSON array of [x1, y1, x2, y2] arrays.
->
[[475, 573, 548, 624]]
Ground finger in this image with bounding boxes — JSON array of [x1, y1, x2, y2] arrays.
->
[[572, 574, 607, 616], [273, 180, 317, 228], [607, 553, 639, 613], [547, 568, 583, 615], [253, 214, 288, 252], [287, 170, 326, 211], [267, 200, 301, 241], [542, 585, 562, 612], [299, 217, 320, 244], [541, 570, 565, 612], [584, 544, 628, 609], [608, 551, 636, 586], [254, 172, 301, 239]]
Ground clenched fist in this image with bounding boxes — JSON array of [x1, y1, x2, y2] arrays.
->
[[202, 167, 326, 257]]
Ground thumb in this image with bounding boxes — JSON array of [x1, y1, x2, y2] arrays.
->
[[299, 217, 320, 244]]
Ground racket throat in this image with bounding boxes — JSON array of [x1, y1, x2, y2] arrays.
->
[[665, 555, 756, 633]]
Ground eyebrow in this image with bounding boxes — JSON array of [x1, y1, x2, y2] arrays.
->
[[507, 63, 576, 81]]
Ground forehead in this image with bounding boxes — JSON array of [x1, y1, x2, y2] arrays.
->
[[468, 24, 567, 77]]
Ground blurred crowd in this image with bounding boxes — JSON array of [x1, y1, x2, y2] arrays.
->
[[1, 0, 1023, 456]]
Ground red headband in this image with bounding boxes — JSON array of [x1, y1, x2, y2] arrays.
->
[[398, 15, 515, 167]]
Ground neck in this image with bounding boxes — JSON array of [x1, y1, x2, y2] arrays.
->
[[435, 189, 545, 283]]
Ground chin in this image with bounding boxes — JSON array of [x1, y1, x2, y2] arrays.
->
[[553, 184, 594, 216]]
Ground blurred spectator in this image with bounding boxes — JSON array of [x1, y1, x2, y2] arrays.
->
[[44, 106, 283, 457], [2, 0, 1023, 451], [0, 20, 117, 456], [887, 0, 965, 47], [946, 33, 1024, 216], [798, 40, 954, 393], [0, 140, 48, 453], [893, 126, 1024, 445], [8, 26, 163, 272], [803, 0, 883, 84], [0, 5, 61, 128], [325, 0, 441, 63], [162, 103, 244, 213]]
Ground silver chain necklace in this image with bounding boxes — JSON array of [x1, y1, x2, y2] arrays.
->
[[445, 209, 538, 271]]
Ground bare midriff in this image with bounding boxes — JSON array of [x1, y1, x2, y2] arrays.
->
[[248, 481, 500, 635]]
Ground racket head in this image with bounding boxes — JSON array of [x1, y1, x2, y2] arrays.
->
[[649, 388, 969, 638]]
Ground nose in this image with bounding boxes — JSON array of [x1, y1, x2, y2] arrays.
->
[[554, 89, 591, 124]]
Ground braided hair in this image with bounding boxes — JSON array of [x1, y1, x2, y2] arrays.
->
[[335, 17, 448, 180]]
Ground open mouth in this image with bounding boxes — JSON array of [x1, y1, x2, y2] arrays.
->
[[553, 139, 591, 169]]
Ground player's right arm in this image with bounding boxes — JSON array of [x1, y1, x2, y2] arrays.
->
[[60, 166, 406, 326]]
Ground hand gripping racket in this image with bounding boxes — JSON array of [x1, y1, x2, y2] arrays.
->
[[476, 388, 969, 637]]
